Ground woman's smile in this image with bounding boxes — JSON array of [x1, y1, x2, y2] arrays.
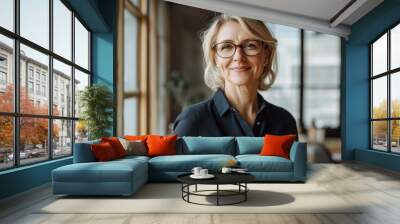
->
[[230, 66, 251, 72]]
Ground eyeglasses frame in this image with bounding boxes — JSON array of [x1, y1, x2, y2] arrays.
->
[[212, 39, 275, 58]]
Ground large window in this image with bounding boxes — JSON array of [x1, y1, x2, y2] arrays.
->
[[117, 0, 148, 135], [262, 24, 341, 131], [0, 0, 91, 171], [371, 23, 400, 153], [261, 24, 300, 120]]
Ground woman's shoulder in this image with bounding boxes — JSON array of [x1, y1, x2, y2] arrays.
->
[[265, 101, 296, 121], [175, 99, 212, 121], [173, 99, 214, 136]]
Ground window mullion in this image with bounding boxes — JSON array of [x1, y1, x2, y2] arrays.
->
[[388, 29, 391, 152], [14, 0, 21, 167], [71, 10, 76, 154], [49, 0, 53, 160]]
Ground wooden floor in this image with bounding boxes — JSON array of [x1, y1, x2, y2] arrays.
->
[[1, 162, 400, 224]]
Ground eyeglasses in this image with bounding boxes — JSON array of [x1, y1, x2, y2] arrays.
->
[[213, 40, 268, 58]]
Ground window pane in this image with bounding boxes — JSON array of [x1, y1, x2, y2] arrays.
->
[[304, 31, 341, 128], [53, 119, 72, 158], [20, 44, 49, 115], [305, 31, 341, 88], [392, 72, 400, 118], [0, 116, 13, 170], [74, 69, 89, 118], [123, 97, 138, 135], [305, 89, 340, 128], [20, 0, 49, 49], [75, 120, 88, 143], [124, 9, 139, 92], [391, 120, 400, 153], [74, 18, 89, 70], [20, 117, 49, 165], [372, 33, 387, 76], [0, 34, 14, 112], [372, 77, 387, 119], [53, 59, 72, 117], [391, 24, 400, 70], [372, 121, 388, 151], [261, 24, 300, 121], [0, 0, 14, 31], [267, 23, 300, 86], [21, 46, 49, 113], [53, 0, 72, 60]]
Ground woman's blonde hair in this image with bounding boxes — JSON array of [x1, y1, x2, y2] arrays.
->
[[201, 15, 277, 91]]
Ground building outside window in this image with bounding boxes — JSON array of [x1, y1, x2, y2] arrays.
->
[[0, 55, 7, 67], [41, 85, 46, 97], [28, 67, 34, 80], [28, 81, 34, 94], [0, 71, 6, 84]]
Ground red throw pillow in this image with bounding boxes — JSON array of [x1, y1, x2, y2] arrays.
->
[[124, 135, 148, 142], [146, 135, 177, 157], [101, 137, 127, 158], [260, 134, 296, 159], [91, 142, 117, 161]]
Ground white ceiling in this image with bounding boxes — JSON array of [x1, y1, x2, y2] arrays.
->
[[164, 0, 384, 38], [226, 0, 352, 23]]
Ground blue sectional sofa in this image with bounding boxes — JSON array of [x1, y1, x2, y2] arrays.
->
[[52, 137, 307, 196]]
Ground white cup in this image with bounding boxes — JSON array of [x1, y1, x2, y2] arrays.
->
[[221, 167, 232, 174], [191, 167, 202, 176], [200, 169, 208, 176]]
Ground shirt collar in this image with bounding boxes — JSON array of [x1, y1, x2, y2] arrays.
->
[[213, 88, 268, 117], [213, 89, 231, 116]]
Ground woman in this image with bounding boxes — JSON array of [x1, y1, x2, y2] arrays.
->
[[173, 15, 297, 137]]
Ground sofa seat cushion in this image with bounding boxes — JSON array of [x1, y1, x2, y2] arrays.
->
[[236, 155, 293, 172], [53, 159, 147, 183], [116, 155, 150, 163], [149, 154, 235, 172]]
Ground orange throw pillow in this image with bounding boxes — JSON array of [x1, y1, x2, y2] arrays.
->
[[91, 142, 117, 161], [124, 135, 148, 142], [101, 137, 127, 158], [146, 135, 177, 157], [260, 134, 296, 159]]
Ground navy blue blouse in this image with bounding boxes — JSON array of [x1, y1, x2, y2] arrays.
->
[[173, 89, 298, 137]]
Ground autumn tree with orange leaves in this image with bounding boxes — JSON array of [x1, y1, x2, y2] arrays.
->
[[0, 84, 59, 151], [372, 99, 400, 142]]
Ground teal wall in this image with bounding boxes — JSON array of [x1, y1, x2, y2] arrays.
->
[[343, 0, 400, 171], [0, 0, 116, 200]]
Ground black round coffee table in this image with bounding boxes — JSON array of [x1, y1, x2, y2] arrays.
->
[[177, 173, 255, 206]]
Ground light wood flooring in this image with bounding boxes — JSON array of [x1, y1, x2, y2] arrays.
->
[[1, 162, 400, 224]]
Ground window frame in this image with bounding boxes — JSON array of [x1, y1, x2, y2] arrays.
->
[[116, 0, 149, 135], [0, 0, 92, 171], [369, 20, 400, 154]]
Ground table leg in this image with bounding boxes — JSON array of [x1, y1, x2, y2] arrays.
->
[[245, 183, 247, 201], [195, 184, 197, 192], [217, 184, 219, 206]]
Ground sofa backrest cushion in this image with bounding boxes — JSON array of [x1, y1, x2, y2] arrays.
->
[[260, 134, 296, 159], [101, 137, 127, 158], [91, 142, 118, 161], [73, 139, 100, 163], [236, 137, 263, 155], [177, 137, 235, 155], [147, 135, 177, 156]]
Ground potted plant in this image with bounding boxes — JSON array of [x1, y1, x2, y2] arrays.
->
[[79, 84, 113, 140]]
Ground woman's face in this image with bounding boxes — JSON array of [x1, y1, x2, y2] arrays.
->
[[214, 21, 269, 89]]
